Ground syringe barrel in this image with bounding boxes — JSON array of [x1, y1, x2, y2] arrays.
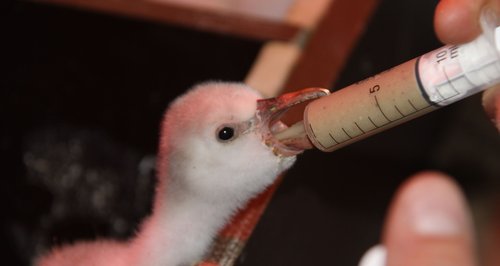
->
[[304, 58, 438, 152], [304, 26, 500, 152]]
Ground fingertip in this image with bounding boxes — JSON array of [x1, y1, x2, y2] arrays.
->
[[383, 171, 476, 266], [387, 171, 468, 237], [394, 171, 463, 205], [434, 0, 483, 44]]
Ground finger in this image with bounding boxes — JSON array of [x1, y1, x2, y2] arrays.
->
[[434, 0, 486, 44], [482, 85, 500, 130], [383, 172, 476, 266]]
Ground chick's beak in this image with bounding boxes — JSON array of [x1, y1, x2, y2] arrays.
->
[[254, 88, 330, 157]]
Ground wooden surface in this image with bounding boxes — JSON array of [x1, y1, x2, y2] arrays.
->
[[32, 0, 378, 96], [246, 0, 380, 97], [33, 0, 301, 41], [284, 0, 380, 91], [148, 0, 293, 22]]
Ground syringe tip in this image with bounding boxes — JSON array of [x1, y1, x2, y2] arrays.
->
[[274, 120, 314, 150]]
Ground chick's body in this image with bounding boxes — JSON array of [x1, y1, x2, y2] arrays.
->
[[36, 82, 296, 266]]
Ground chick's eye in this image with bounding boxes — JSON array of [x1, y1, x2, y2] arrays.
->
[[216, 125, 237, 142]]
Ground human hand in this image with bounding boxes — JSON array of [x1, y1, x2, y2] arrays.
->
[[435, 0, 500, 130], [434, 0, 499, 44], [359, 2, 500, 265], [359, 172, 476, 266]]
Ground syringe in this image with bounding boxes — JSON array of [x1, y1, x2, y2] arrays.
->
[[277, 10, 500, 153]]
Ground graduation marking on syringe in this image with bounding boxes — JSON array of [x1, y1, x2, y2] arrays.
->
[[341, 127, 353, 139], [374, 95, 392, 122], [354, 121, 366, 133], [394, 105, 405, 117], [408, 99, 418, 112], [328, 133, 339, 144], [368, 116, 380, 128], [308, 123, 318, 139]]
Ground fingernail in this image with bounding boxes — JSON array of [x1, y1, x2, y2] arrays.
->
[[358, 245, 386, 266], [406, 176, 470, 236]]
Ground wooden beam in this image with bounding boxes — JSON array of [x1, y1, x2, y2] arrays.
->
[[245, 42, 301, 98], [286, 0, 331, 29], [284, 0, 380, 91], [32, 0, 301, 42]]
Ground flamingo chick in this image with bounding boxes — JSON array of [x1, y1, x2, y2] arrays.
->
[[35, 82, 327, 266]]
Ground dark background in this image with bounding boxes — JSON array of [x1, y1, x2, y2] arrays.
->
[[2, 0, 499, 265]]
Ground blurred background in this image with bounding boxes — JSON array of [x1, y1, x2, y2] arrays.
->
[[2, 0, 500, 265]]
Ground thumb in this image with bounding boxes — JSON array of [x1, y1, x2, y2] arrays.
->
[[384, 172, 476, 266], [358, 172, 477, 266]]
